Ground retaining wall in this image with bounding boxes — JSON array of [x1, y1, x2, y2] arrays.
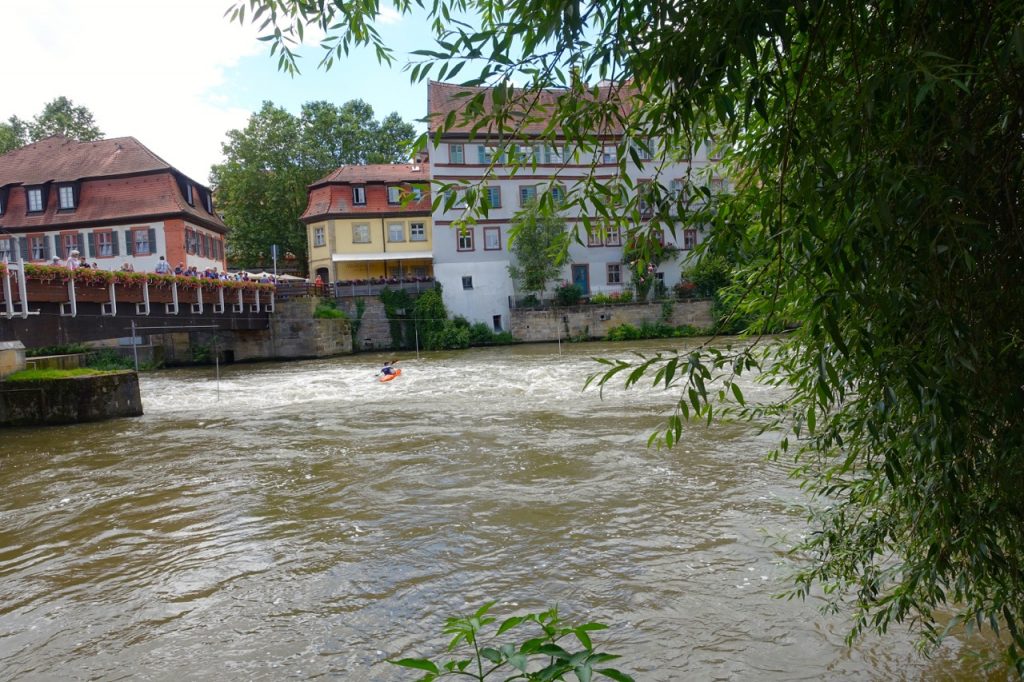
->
[[0, 371, 143, 426], [510, 299, 714, 343]]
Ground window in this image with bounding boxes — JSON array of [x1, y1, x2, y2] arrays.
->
[[710, 177, 726, 194], [477, 145, 496, 164], [484, 186, 501, 209], [607, 263, 622, 285], [638, 181, 654, 219], [670, 179, 685, 198], [632, 139, 653, 161], [457, 227, 474, 251], [410, 222, 426, 242], [58, 185, 75, 210], [492, 315, 503, 332], [352, 186, 366, 205], [133, 228, 151, 255], [682, 229, 698, 251], [512, 144, 533, 163], [388, 222, 405, 242], [185, 228, 197, 254], [352, 223, 370, 243], [462, 276, 473, 289], [411, 187, 424, 201], [184, 183, 194, 205], [449, 143, 465, 164], [27, 188, 43, 212], [550, 185, 565, 203], [313, 226, 325, 247], [446, 189, 467, 208], [588, 230, 603, 247], [484, 226, 501, 250], [30, 235, 46, 260], [543, 145, 562, 164], [61, 232, 79, 257], [387, 186, 402, 204], [708, 139, 724, 161], [602, 146, 617, 164], [97, 231, 113, 257], [519, 185, 537, 206], [605, 225, 622, 246], [0, 238, 10, 261]]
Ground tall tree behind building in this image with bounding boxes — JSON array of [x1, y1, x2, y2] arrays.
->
[[211, 99, 416, 270], [0, 97, 103, 154]]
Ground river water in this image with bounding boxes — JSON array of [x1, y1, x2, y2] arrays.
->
[[0, 340, 996, 680]]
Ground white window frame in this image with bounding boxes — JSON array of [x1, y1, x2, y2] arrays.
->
[[607, 263, 622, 285], [484, 226, 501, 251], [387, 186, 402, 204], [30, 235, 46, 260], [27, 188, 43, 212], [58, 185, 75, 210], [0, 238, 10, 261], [132, 228, 151, 255], [388, 222, 406, 242], [457, 228, 474, 251], [410, 222, 426, 242], [352, 223, 370, 244], [683, 228, 698, 251], [605, 226, 622, 246], [313, 226, 326, 247], [602, 146, 617, 164], [352, 186, 367, 205]]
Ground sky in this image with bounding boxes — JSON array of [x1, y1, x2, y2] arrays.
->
[[1, 0, 434, 184]]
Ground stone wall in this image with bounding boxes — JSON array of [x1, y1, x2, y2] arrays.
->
[[231, 297, 353, 362], [336, 297, 393, 351], [0, 371, 143, 426], [510, 299, 714, 343], [0, 341, 25, 378]]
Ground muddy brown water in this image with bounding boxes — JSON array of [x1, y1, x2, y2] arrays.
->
[[0, 340, 998, 680]]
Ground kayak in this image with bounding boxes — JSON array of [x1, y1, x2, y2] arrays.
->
[[379, 368, 402, 383]]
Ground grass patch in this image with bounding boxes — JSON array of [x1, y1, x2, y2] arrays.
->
[[4, 368, 119, 382]]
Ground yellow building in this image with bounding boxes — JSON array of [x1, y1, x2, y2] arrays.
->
[[301, 163, 433, 285]]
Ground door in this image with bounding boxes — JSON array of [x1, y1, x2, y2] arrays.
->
[[571, 264, 590, 295]]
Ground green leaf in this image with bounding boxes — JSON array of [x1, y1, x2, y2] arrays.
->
[[389, 658, 440, 674]]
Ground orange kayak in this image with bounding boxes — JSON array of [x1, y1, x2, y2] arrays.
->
[[379, 368, 402, 383]]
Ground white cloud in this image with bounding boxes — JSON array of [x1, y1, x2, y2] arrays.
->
[[1, 0, 267, 182], [377, 6, 403, 25]]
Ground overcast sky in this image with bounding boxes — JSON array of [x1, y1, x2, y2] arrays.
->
[[2, 0, 429, 184]]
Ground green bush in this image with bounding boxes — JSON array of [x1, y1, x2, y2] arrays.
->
[[429, 320, 470, 349], [314, 298, 347, 319], [554, 282, 583, 306], [26, 343, 89, 358], [85, 349, 135, 371]]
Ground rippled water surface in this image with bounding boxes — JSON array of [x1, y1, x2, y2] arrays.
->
[[0, 341, 996, 680]]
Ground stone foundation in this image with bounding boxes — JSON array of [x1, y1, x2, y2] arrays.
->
[[0, 371, 143, 426]]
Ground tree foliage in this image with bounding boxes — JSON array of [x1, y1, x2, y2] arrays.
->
[[230, 0, 1024, 670], [0, 97, 103, 154], [210, 99, 416, 268], [506, 199, 569, 298]]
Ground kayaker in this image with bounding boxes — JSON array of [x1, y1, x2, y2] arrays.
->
[[380, 360, 397, 376]]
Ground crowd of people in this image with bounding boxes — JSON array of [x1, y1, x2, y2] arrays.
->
[[45, 252, 284, 284]]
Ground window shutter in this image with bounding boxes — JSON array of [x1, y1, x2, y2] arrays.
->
[[77, 231, 85, 255], [148, 228, 157, 254], [112, 231, 120, 256], [124, 230, 134, 255], [45, 236, 53, 260], [87, 232, 95, 257], [53, 235, 63, 259], [19, 237, 29, 261]]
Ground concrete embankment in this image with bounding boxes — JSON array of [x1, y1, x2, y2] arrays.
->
[[0, 371, 143, 427]]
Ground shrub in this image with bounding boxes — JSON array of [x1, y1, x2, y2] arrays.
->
[[26, 343, 89, 358], [429, 320, 470, 349], [554, 281, 583, 306], [314, 298, 347, 319]]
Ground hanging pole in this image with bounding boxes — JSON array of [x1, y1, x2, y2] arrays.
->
[[131, 319, 139, 371]]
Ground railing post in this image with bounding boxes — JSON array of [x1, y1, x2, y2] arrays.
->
[[136, 280, 151, 316], [59, 276, 78, 317], [101, 282, 117, 316]]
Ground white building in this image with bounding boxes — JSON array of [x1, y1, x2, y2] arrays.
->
[[426, 80, 725, 329]]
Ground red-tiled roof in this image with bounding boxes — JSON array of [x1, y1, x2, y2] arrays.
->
[[0, 136, 226, 233], [309, 163, 431, 187], [0, 135, 176, 186], [426, 80, 634, 136]]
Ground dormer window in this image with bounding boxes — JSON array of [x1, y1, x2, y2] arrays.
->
[[387, 186, 402, 204], [26, 187, 43, 213], [58, 185, 76, 210], [185, 183, 194, 205], [353, 186, 366, 205]]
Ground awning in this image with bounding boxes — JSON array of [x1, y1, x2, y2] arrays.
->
[[331, 251, 432, 263]]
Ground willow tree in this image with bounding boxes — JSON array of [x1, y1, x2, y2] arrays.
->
[[229, 0, 1024, 669]]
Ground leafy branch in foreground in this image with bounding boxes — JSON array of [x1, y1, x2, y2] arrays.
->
[[390, 602, 633, 681]]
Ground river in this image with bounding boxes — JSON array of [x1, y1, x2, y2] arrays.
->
[[0, 340, 996, 680]]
